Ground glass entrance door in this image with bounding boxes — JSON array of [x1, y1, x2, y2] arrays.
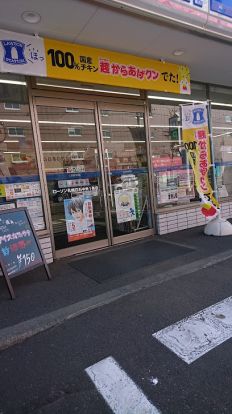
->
[[35, 99, 109, 256], [99, 104, 153, 243]]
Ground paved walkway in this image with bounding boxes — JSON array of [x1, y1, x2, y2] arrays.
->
[[0, 226, 232, 351]]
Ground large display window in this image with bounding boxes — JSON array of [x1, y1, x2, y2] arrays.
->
[[0, 74, 46, 231], [148, 83, 207, 209], [210, 86, 232, 200]]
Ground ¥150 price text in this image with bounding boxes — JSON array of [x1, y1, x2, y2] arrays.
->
[[17, 252, 35, 268]]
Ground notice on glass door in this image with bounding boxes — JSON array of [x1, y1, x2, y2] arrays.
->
[[114, 189, 137, 224], [64, 195, 95, 242]]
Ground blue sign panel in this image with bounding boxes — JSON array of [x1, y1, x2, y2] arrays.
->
[[193, 0, 203, 7], [0, 209, 43, 278], [210, 0, 232, 18]]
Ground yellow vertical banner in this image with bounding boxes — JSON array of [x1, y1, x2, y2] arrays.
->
[[181, 102, 219, 218]]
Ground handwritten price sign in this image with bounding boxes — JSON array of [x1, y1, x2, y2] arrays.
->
[[0, 208, 51, 299]]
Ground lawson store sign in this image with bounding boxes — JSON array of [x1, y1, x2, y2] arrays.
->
[[0, 30, 191, 95]]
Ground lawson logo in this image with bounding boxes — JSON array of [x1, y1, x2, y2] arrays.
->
[[192, 108, 205, 125], [1, 40, 27, 65]]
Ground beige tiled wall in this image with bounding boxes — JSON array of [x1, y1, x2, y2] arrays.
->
[[156, 202, 232, 234], [39, 236, 53, 264]]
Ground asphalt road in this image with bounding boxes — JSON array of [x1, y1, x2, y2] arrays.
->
[[1, 257, 232, 414]]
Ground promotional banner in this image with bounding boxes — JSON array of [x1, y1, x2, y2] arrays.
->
[[181, 102, 219, 217], [0, 29, 191, 94], [64, 195, 95, 242]]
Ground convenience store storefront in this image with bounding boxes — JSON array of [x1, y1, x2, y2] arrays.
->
[[0, 31, 232, 261]]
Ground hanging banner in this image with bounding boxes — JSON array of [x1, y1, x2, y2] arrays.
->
[[181, 102, 219, 217], [64, 195, 95, 242], [0, 29, 191, 94]]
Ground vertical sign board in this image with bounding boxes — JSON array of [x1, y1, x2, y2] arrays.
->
[[0, 208, 51, 299], [181, 102, 220, 218]]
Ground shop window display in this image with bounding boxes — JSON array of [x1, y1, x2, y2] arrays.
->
[[0, 74, 45, 230], [149, 103, 197, 208], [148, 83, 208, 209], [209, 85, 232, 200], [211, 107, 232, 199]]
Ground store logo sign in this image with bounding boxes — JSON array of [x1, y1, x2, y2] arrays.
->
[[192, 108, 205, 125], [1, 40, 27, 65]]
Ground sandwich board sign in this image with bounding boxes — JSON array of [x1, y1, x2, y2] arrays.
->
[[0, 208, 51, 299]]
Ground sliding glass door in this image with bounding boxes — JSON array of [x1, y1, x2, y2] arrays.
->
[[99, 103, 153, 244], [35, 98, 109, 256]]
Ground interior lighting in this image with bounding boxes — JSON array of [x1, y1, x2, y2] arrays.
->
[[151, 140, 179, 142], [211, 102, 232, 108], [36, 82, 140, 96], [0, 119, 30, 123], [147, 95, 203, 103], [213, 127, 232, 130], [101, 123, 144, 127], [38, 121, 95, 126], [4, 151, 20, 154], [21, 11, 41, 24], [172, 50, 185, 56], [149, 124, 182, 128], [41, 140, 96, 143], [0, 79, 26, 86], [43, 150, 85, 153]]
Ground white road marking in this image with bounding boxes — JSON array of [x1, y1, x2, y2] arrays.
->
[[85, 356, 161, 414], [153, 296, 232, 364]]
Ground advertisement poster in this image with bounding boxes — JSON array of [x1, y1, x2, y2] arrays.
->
[[181, 102, 219, 217], [157, 171, 178, 204], [114, 189, 137, 223], [16, 197, 45, 231], [5, 182, 41, 200], [0, 29, 191, 95], [64, 195, 95, 242], [177, 170, 195, 201]]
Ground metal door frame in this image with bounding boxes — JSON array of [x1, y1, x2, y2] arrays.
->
[[32, 96, 154, 258], [97, 101, 154, 245], [32, 96, 111, 258]]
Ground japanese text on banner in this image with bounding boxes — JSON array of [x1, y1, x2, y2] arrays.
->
[[181, 102, 219, 218]]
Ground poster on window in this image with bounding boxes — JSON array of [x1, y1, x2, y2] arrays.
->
[[157, 171, 178, 205], [64, 195, 95, 242], [114, 189, 137, 224], [16, 197, 45, 231]]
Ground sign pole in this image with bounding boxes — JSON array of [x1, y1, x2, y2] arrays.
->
[[207, 100, 220, 211]]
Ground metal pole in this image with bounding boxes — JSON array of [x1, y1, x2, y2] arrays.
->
[[207, 100, 220, 214]]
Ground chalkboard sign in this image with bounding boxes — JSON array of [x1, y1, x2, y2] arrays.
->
[[0, 208, 51, 299]]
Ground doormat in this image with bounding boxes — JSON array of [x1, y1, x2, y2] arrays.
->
[[70, 240, 193, 283]]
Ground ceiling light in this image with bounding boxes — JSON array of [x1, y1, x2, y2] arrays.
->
[[36, 82, 140, 96], [172, 50, 185, 56], [21, 11, 41, 24]]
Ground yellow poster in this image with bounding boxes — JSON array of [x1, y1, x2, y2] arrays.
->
[[0, 184, 5, 197], [181, 103, 219, 218], [44, 38, 190, 94]]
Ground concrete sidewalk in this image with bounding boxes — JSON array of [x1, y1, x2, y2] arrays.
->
[[0, 226, 232, 351]]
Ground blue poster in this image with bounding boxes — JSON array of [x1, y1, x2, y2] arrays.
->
[[210, 0, 232, 18]]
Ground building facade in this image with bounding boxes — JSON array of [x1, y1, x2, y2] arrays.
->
[[0, 0, 232, 261]]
